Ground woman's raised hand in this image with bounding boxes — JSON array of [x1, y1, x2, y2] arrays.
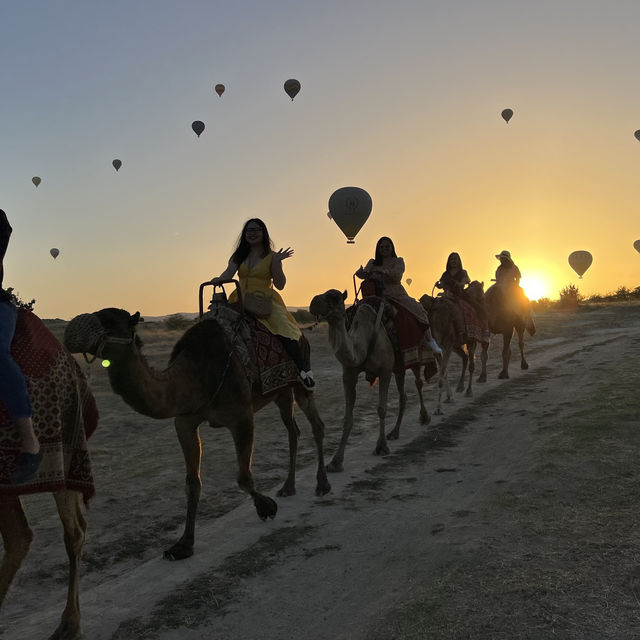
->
[[274, 247, 294, 261]]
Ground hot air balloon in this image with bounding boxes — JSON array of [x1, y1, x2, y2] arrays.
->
[[501, 108, 513, 123], [405, 278, 412, 286], [328, 187, 372, 244], [112, 159, 122, 172], [32, 176, 41, 187], [284, 79, 301, 101], [50, 248, 59, 259], [633, 239, 640, 254], [215, 84, 225, 97], [634, 130, 640, 142], [568, 250, 593, 278], [192, 121, 205, 137]]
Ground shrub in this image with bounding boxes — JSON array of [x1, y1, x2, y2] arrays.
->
[[292, 308, 315, 323], [558, 284, 581, 309], [4, 287, 36, 311], [163, 313, 193, 331]]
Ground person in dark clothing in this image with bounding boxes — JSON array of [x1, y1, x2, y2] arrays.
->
[[435, 252, 470, 346], [0, 209, 43, 483]]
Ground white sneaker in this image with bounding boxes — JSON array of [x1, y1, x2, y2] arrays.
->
[[299, 370, 316, 391], [429, 338, 442, 355]]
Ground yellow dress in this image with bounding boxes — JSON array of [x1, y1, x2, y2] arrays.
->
[[228, 251, 301, 340]]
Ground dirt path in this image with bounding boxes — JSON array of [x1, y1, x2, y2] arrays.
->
[[4, 305, 640, 639]]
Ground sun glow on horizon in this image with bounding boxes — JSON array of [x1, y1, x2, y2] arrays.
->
[[520, 275, 551, 301]]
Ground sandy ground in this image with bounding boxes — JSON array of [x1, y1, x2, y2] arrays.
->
[[2, 304, 640, 639]]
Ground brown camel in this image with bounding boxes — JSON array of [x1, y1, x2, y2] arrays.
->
[[309, 290, 430, 472], [1, 310, 97, 640], [63, 307, 331, 561], [419, 281, 489, 415], [484, 283, 535, 378]]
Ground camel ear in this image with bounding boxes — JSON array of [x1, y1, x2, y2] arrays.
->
[[342, 290, 348, 301], [130, 311, 141, 326]]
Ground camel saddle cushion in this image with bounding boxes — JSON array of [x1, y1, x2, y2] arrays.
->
[[0, 309, 98, 507], [203, 305, 309, 395]]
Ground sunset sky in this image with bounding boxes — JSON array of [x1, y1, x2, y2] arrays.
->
[[2, 1, 640, 319]]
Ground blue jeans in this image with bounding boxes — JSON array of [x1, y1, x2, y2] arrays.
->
[[0, 300, 32, 419]]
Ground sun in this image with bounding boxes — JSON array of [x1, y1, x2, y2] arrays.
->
[[519, 276, 550, 301]]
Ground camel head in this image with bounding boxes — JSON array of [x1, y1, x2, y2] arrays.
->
[[419, 293, 435, 313], [466, 280, 485, 302], [64, 308, 142, 357], [309, 289, 348, 321]]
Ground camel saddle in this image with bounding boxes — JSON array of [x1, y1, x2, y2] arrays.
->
[[0, 309, 98, 507], [347, 297, 435, 374], [202, 305, 309, 395]]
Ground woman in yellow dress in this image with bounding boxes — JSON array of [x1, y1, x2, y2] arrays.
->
[[211, 218, 315, 390]]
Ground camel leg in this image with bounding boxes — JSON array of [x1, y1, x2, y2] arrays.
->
[[274, 389, 299, 497], [435, 349, 454, 414], [49, 490, 86, 640], [413, 365, 430, 426], [386, 370, 407, 440], [518, 327, 529, 370], [165, 416, 203, 560], [477, 341, 488, 383], [465, 342, 475, 397], [231, 413, 278, 522], [327, 368, 359, 473], [455, 346, 468, 393], [499, 330, 513, 379], [374, 372, 393, 456], [294, 387, 331, 496], [0, 501, 32, 608]]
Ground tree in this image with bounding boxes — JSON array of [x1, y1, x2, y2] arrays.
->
[[4, 287, 35, 311]]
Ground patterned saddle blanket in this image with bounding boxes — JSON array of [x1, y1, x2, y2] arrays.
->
[[0, 309, 98, 507], [203, 305, 308, 395]]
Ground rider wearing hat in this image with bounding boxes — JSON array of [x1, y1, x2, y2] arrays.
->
[[494, 250, 535, 335]]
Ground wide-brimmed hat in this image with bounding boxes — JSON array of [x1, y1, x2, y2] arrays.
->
[[495, 250, 511, 260]]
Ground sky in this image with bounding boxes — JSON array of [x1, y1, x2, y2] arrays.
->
[[2, 0, 640, 319]]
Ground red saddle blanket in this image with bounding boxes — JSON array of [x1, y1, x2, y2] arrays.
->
[[0, 309, 98, 508], [459, 298, 489, 344]]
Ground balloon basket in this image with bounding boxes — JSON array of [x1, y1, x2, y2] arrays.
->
[[346, 240, 355, 244]]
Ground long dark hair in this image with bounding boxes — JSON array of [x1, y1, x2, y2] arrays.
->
[[230, 218, 273, 266], [373, 236, 397, 265], [446, 252, 463, 272]]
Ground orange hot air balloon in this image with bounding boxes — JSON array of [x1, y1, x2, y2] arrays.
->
[[191, 120, 205, 137], [215, 84, 225, 97], [112, 159, 122, 171], [633, 239, 640, 254], [50, 248, 59, 259], [328, 187, 372, 244], [634, 130, 640, 142], [568, 250, 593, 278], [32, 176, 41, 187], [501, 108, 514, 123], [284, 79, 301, 101]]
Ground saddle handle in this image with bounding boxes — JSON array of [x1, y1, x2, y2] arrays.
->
[[199, 279, 241, 318]]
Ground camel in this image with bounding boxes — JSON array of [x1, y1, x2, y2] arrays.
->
[[484, 283, 535, 378], [309, 290, 430, 472], [63, 307, 331, 561], [419, 281, 489, 415], [1, 310, 97, 640]]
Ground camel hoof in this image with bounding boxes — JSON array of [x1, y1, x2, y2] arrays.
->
[[498, 371, 509, 379], [326, 459, 344, 473], [521, 362, 529, 370], [478, 374, 486, 383], [49, 618, 82, 640], [164, 541, 194, 561], [386, 429, 400, 441], [254, 493, 278, 520], [316, 479, 332, 496], [456, 384, 464, 393], [277, 483, 296, 497], [434, 408, 443, 416], [374, 445, 390, 456], [465, 389, 473, 397], [420, 412, 431, 426]]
